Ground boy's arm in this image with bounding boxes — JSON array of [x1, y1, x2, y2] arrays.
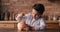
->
[[39, 18, 46, 30]]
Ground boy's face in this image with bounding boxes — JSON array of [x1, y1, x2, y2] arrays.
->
[[32, 9, 39, 17]]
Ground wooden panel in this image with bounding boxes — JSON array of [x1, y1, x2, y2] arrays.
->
[[46, 23, 59, 29], [0, 21, 59, 29], [0, 24, 15, 29]]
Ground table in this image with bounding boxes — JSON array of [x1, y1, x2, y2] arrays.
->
[[0, 29, 59, 32]]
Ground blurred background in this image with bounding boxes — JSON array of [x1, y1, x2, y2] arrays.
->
[[0, 0, 60, 31]]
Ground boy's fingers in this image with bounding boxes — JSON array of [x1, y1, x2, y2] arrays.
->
[[16, 12, 25, 19]]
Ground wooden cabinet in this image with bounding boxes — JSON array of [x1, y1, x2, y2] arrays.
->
[[0, 24, 14, 29], [46, 23, 59, 29], [46, 21, 59, 29], [0, 21, 59, 29], [0, 21, 18, 29]]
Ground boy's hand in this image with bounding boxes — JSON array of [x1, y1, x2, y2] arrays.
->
[[23, 27, 29, 31], [16, 12, 25, 20], [17, 21, 26, 31], [23, 25, 35, 31]]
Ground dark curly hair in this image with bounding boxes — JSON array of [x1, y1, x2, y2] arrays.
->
[[33, 3, 45, 15]]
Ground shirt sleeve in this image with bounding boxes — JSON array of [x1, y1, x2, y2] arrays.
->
[[34, 18, 46, 30], [39, 18, 46, 30], [15, 14, 26, 22]]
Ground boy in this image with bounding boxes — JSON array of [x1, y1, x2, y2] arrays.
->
[[16, 3, 46, 31]]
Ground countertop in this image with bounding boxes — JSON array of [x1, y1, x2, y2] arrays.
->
[[0, 29, 59, 32]]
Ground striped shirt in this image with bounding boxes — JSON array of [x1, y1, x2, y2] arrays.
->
[[16, 13, 46, 30]]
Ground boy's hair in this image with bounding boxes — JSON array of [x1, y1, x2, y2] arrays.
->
[[33, 3, 45, 15]]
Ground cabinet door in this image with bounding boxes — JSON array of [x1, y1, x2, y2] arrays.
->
[[46, 23, 59, 29], [0, 24, 15, 29]]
